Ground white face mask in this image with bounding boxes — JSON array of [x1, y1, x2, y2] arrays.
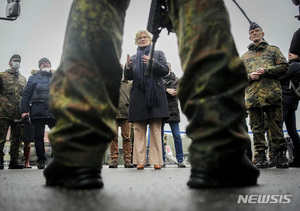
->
[[41, 68, 51, 72], [11, 61, 20, 70]]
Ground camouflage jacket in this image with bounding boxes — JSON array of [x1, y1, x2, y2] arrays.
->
[[241, 41, 288, 109], [0, 69, 27, 120], [116, 80, 131, 119]]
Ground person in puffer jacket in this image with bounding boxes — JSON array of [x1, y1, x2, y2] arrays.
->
[[21, 58, 56, 169]]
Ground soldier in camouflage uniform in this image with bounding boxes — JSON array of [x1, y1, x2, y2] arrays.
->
[[241, 22, 289, 169], [44, 0, 259, 189], [0, 54, 26, 169]]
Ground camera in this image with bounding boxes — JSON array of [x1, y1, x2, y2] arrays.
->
[[14, 115, 31, 124]]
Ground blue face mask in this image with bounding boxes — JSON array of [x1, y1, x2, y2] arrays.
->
[[11, 61, 20, 70]]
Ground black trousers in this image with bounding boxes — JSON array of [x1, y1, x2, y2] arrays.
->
[[32, 119, 56, 161], [283, 103, 300, 161]]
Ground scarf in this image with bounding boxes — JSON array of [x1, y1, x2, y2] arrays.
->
[[135, 45, 160, 108]]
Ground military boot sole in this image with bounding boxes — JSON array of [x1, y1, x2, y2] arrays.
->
[[187, 168, 259, 188], [276, 164, 289, 169]]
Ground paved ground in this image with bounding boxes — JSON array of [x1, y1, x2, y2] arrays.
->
[[0, 165, 299, 211]]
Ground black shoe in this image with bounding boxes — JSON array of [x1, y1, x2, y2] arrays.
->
[[37, 159, 46, 169], [0, 158, 4, 170], [8, 160, 24, 169], [44, 160, 103, 189], [276, 151, 289, 168], [268, 156, 277, 168], [178, 162, 186, 168], [255, 151, 268, 168], [187, 154, 259, 188], [289, 160, 300, 167]]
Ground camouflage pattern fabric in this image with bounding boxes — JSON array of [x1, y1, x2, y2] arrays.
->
[[49, 0, 130, 168], [241, 41, 288, 153], [241, 41, 288, 109], [49, 0, 250, 170], [249, 107, 287, 152], [0, 69, 26, 119], [0, 69, 26, 159]]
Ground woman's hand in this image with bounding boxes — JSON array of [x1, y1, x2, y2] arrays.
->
[[126, 54, 132, 69], [22, 112, 30, 118], [142, 55, 150, 64], [167, 88, 177, 96]]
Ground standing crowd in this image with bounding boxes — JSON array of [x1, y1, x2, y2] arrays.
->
[[0, 0, 300, 190]]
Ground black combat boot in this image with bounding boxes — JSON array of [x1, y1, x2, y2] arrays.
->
[[187, 154, 259, 188], [276, 150, 289, 168], [0, 157, 4, 170], [8, 158, 24, 169], [268, 155, 277, 168], [255, 150, 268, 168], [44, 160, 103, 189]]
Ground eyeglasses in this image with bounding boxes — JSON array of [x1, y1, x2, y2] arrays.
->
[[137, 36, 149, 40]]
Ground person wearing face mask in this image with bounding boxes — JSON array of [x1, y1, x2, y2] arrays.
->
[[0, 54, 27, 170], [21, 57, 56, 169]]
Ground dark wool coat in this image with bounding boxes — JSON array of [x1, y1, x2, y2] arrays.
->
[[280, 58, 300, 110], [163, 71, 180, 123], [124, 50, 169, 122], [21, 70, 55, 120]]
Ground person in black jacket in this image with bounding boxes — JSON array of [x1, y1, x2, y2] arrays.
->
[[161, 63, 186, 168], [21, 58, 56, 169], [280, 50, 300, 167]]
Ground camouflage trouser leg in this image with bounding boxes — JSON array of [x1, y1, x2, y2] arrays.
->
[[0, 120, 21, 160], [9, 122, 22, 160], [0, 120, 10, 158], [168, 0, 250, 170], [49, 0, 130, 168], [264, 106, 287, 151], [249, 108, 268, 152], [249, 106, 286, 153]]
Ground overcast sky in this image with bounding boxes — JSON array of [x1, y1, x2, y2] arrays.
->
[[0, 0, 299, 130]]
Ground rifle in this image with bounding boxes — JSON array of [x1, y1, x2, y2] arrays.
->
[[145, 0, 173, 77], [232, 0, 252, 24]]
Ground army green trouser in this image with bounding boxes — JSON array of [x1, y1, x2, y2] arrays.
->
[[249, 106, 287, 153], [0, 119, 22, 160], [50, 0, 250, 169]]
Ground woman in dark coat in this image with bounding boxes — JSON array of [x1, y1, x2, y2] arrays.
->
[[21, 58, 56, 169], [124, 29, 169, 170]]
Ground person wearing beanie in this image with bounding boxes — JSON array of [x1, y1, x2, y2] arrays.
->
[[21, 58, 56, 169], [0, 54, 26, 169], [241, 22, 289, 169]]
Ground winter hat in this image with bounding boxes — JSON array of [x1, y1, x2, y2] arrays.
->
[[9, 54, 21, 63], [38, 57, 51, 69]]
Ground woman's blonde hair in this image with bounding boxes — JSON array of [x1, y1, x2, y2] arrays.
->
[[134, 29, 152, 45]]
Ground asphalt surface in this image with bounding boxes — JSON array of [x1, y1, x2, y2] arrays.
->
[[0, 164, 299, 211]]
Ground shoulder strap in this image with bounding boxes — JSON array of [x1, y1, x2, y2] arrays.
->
[[290, 80, 296, 90]]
